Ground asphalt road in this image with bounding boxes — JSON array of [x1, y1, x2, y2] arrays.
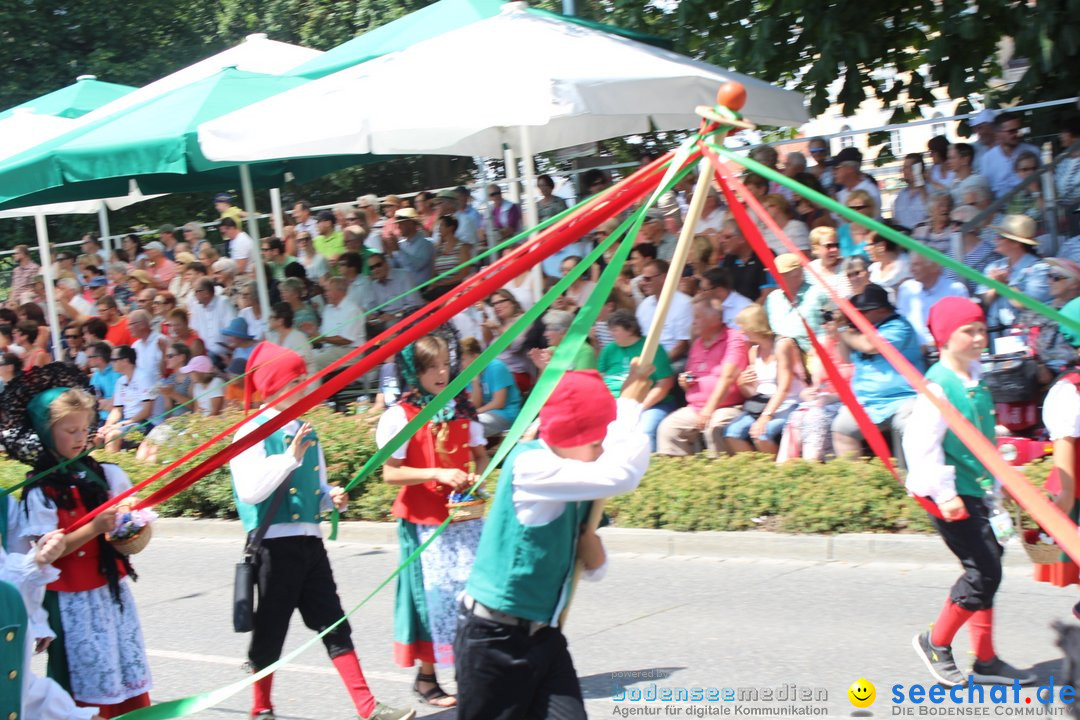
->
[[34, 534, 1080, 719]]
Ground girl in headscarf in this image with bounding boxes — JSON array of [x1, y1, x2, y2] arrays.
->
[[6, 364, 151, 717], [375, 334, 488, 708]]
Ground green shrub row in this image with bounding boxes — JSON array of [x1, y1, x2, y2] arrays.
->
[[0, 407, 1052, 535]]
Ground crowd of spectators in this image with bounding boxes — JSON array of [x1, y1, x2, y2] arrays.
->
[[4, 110, 1080, 465]]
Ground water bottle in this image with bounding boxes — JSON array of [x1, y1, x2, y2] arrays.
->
[[980, 477, 1015, 544]]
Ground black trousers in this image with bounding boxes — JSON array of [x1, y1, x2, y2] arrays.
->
[[454, 606, 586, 720], [250, 536, 353, 670], [931, 494, 1003, 610]]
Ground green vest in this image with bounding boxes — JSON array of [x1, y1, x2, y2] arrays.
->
[[233, 417, 324, 533], [0, 580, 26, 719], [466, 440, 590, 624], [925, 362, 996, 498]]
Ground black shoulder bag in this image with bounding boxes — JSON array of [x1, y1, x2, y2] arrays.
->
[[233, 478, 293, 633]]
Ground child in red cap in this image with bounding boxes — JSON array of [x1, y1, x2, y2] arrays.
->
[[904, 297, 1035, 688], [454, 363, 654, 720], [229, 342, 414, 720]]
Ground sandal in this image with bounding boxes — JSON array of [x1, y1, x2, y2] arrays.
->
[[413, 670, 457, 707]]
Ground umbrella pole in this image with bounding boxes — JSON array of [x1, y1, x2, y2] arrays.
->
[[97, 201, 111, 264], [269, 187, 285, 238], [35, 214, 63, 361], [518, 126, 545, 301], [239, 163, 273, 320]]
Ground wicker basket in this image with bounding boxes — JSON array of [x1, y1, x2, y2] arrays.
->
[[1014, 505, 1059, 565], [109, 523, 152, 555], [447, 499, 486, 523]]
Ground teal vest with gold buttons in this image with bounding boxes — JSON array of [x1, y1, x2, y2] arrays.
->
[[233, 417, 324, 533], [0, 580, 26, 720]]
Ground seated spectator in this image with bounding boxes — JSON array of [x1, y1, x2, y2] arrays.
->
[[590, 287, 636, 352], [764, 253, 828, 353], [311, 276, 365, 372], [157, 342, 194, 418], [842, 256, 870, 297], [143, 240, 176, 289], [169, 252, 198, 303], [636, 209, 677, 261], [527, 309, 596, 372], [834, 147, 882, 211], [761, 194, 810, 252], [1057, 116, 1080, 235], [896, 253, 970, 352], [806, 226, 851, 298], [81, 316, 108, 346], [698, 266, 754, 327], [831, 284, 925, 459], [867, 236, 911, 303], [725, 304, 804, 456], [279, 276, 320, 338], [357, 253, 423, 335], [892, 153, 930, 231], [385, 207, 434, 287], [56, 277, 94, 321], [948, 142, 988, 207], [265, 302, 312, 369], [981, 112, 1041, 198], [680, 235, 717, 296], [261, 237, 295, 281], [596, 309, 676, 451], [102, 344, 154, 451], [926, 135, 956, 192], [236, 281, 266, 341], [151, 291, 177, 334], [1020, 258, 1080, 384], [61, 322, 88, 370], [635, 259, 693, 370], [781, 314, 854, 461], [657, 296, 748, 456], [180, 355, 225, 416], [481, 289, 535, 393], [977, 214, 1051, 338], [792, 172, 836, 230], [188, 276, 237, 359], [720, 220, 772, 301], [1004, 151, 1044, 221], [165, 307, 207, 357], [837, 189, 877, 257], [295, 231, 330, 281], [627, 242, 658, 304], [85, 341, 119, 420], [15, 322, 48, 371], [557, 256, 597, 312], [427, 214, 472, 300], [460, 336, 522, 438], [946, 204, 999, 291], [221, 317, 258, 377]]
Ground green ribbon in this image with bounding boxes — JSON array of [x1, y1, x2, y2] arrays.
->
[[115, 145, 699, 719], [706, 142, 1080, 338]]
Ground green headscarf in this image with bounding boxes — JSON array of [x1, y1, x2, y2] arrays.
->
[[398, 344, 457, 423], [28, 387, 69, 454]]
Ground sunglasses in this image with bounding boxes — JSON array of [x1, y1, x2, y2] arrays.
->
[[64, 334, 79, 339], [1017, 166, 1037, 172], [110, 356, 124, 362], [821, 243, 840, 250], [848, 204, 868, 211], [491, 298, 511, 306], [1049, 273, 1070, 281]]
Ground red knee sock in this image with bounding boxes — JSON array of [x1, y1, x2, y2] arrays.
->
[[252, 674, 274, 715], [968, 608, 997, 662], [331, 651, 377, 718], [85, 692, 151, 719], [931, 599, 974, 647]]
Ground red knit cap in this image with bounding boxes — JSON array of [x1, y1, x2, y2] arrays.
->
[[539, 370, 617, 448], [243, 341, 307, 411], [928, 296, 985, 349]]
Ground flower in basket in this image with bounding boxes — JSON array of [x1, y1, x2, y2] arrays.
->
[[111, 508, 159, 541], [1023, 527, 1056, 546]]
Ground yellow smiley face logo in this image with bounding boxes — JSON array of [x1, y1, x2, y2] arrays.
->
[[847, 679, 876, 708]]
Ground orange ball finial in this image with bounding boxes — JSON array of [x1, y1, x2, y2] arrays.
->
[[715, 82, 747, 111]]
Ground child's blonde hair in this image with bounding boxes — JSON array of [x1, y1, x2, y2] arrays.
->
[[49, 388, 96, 426]]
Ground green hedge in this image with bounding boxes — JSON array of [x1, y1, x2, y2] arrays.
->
[[0, 408, 1053, 534]]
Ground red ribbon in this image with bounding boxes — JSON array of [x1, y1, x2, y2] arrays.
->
[[67, 149, 699, 533]]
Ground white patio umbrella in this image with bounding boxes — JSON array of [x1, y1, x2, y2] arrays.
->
[[200, 2, 807, 227]]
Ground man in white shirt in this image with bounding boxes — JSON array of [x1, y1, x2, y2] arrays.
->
[[292, 200, 319, 239], [357, 253, 423, 337], [979, 112, 1042, 198], [892, 154, 930, 231], [896, 253, 970, 350], [636, 210, 678, 261], [635, 259, 693, 371], [55, 277, 95, 321], [102, 344, 154, 451], [834, 147, 882, 213], [312, 276, 366, 373], [219, 217, 255, 275], [698, 267, 754, 326], [969, 108, 998, 172], [188, 277, 237, 359]]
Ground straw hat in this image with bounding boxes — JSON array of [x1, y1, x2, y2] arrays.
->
[[992, 214, 1038, 245], [394, 207, 421, 223]]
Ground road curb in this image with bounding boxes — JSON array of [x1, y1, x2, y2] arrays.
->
[[152, 518, 1031, 567]]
